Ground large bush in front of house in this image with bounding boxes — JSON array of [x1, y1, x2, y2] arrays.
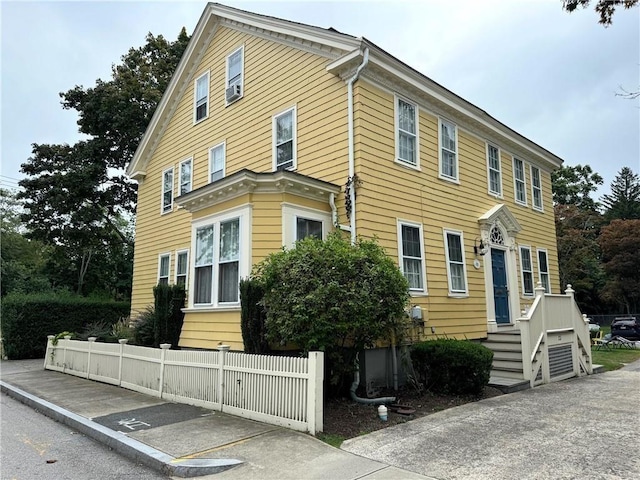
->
[[1, 292, 130, 359], [410, 339, 493, 395], [252, 232, 410, 393], [152, 283, 186, 348]]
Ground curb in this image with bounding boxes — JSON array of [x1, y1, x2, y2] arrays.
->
[[0, 381, 242, 477]]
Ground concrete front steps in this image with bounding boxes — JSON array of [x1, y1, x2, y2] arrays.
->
[[482, 331, 530, 393]]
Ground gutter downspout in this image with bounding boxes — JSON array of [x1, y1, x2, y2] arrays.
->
[[347, 47, 369, 245]]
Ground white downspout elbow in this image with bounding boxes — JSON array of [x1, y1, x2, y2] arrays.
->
[[347, 48, 369, 245]]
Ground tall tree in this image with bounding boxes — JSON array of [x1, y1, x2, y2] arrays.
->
[[18, 30, 190, 296], [563, 0, 639, 25], [551, 164, 603, 211], [601, 167, 640, 221], [598, 219, 640, 313]]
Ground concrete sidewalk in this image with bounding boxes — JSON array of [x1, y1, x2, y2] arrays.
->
[[0, 359, 432, 479]]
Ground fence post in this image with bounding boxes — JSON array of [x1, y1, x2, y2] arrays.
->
[[62, 335, 71, 373], [217, 345, 230, 412], [86, 337, 97, 379], [44, 335, 55, 369], [118, 339, 128, 386], [306, 351, 324, 435], [536, 283, 550, 384], [159, 343, 171, 398]]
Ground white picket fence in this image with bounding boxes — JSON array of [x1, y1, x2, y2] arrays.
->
[[44, 337, 324, 434]]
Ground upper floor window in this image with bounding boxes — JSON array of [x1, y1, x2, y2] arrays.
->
[[226, 46, 244, 104], [273, 107, 296, 171], [439, 119, 458, 182], [158, 253, 170, 285], [519, 246, 534, 296], [161, 167, 174, 213], [531, 165, 543, 211], [192, 207, 250, 307], [537, 249, 550, 293], [444, 229, 468, 295], [176, 250, 189, 287], [209, 142, 225, 182], [396, 97, 418, 167], [179, 158, 192, 196], [513, 158, 527, 205], [398, 220, 427, 293], [194, 71, 209, 123], [487, 144, 502, 196]]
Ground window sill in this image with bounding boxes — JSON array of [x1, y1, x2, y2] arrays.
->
[[394, 159, 421, 171], [193, 116, 208, 126], [182, 306, 241, 313], [160, 208, 174, 215], [438, 174, 460, 185], [448, 293, 469, 299], [532, 206, 544, 213], [488, 191, 503, 199], [225, 95, 243, 107], [514, 201, 528, 208], [409, 291, 429, 297]]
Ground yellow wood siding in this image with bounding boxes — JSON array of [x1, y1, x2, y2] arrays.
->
[[131, 26, 349, 326]]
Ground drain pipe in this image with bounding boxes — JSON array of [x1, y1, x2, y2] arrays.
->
[[350, 353, 396, 406], [347, 47, 369, 245], [329, 193, 338, 228]]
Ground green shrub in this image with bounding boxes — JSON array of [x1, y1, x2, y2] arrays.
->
[[1, 292, 130, 359], [239, 278, 270, 354], [132, 307, 156, 347], [152, 283, 185, 348], [410, 339, 493, 395], [78, 321, 115, 342]]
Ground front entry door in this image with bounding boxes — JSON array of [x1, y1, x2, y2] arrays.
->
[[491, 248, 510, 324]]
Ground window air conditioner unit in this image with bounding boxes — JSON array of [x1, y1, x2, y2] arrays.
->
[[226, 84, 242, 102]]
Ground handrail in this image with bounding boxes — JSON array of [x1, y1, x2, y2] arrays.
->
[[530, 331, 544, 363]]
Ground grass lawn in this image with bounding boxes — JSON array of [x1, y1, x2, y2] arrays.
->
[[591, 347, 640, 371]]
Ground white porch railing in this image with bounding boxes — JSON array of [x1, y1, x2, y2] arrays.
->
[[518, 284, 592, 388], [44, 338, 324, 434]]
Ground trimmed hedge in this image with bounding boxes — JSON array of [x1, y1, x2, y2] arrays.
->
[[1, 293, 130, 359], [152, 283, 185, 348], [239, 278, 270, 354], [410, 339, 493, 395]]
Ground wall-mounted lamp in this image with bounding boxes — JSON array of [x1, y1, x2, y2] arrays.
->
[[474, 238, 488, 256]]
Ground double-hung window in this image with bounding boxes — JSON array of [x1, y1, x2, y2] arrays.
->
[[398, 221, 426, 293], [396, 97, 418, 167], [209, 142, 225, 182], [487, 144, 502, 196], [444, 229, 468, 295], [192, 207, 249, 307], [439, 119, 458, 181], [273, 107, 296, 171], [226, 46, 244, 102], [519, 246, 534, 296], [179, 158, 192, 196], [513, 158, 527, 205], [158, 253, 170, 285], [194, 71, 209, 123], [161, 167, 174, 213], [531, 166, 543, 211], [537, 249, 550, 293], [296, 217, 323, 241], [176, 250, 189, 287]]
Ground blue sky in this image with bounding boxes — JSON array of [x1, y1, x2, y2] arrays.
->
[[1, 1, 638, 198]]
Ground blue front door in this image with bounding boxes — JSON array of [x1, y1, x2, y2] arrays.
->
[[491, 248, 510, 324]]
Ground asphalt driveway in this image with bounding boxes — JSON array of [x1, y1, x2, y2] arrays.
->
[[342, 361, 640, 480]]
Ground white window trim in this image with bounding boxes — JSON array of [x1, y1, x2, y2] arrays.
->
[[193, 70, 210, 124], [438, 118, 460, 184], [513, 157, 527, 206], [209, 141, 226, 183], [443, 228, 469, 297], [530, 165, 544, 212], [537, 248, 550, 294], [272, 106, 297, 171], [486, 143, 503, 198], [175, 249, 189, 287], [519, 245, 534, 297], [189, 205, 252, 309], [394, 94, 420, 170], [281, 203, 332, 249], [178, 157, 193, 196], [158, 252, 171, 284], [225, 45, 244, 105], [161, 167, 174, 214], [397, 219, 428, 295]]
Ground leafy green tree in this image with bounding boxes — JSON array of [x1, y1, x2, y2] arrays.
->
[[253, 233, 410, 392], [17, 30, 190, 297], [598, 219, 640, 313], [601, 167, 640, 221], [551, 164, 603, 211], [563, 0, 638, 25]]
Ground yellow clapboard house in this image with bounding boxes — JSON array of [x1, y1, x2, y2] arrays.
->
[[127, 3, 564, 388]]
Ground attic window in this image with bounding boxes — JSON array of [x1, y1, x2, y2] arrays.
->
[[194, 71, 209, 123], [226, 46, 244, 103]]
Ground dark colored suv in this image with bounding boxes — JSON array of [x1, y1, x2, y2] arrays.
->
[[611, 316, 640, 340]]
